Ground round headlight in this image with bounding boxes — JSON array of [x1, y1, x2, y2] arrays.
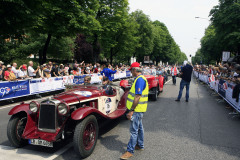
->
[[58, 103, 69, 115], [29, 101, 39, 113]]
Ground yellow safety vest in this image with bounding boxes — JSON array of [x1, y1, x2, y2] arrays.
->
[[126, 75, 149, 112]]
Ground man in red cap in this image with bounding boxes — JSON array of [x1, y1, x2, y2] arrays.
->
[[121, 62, 149, 159], [18, 65, 29, 79]]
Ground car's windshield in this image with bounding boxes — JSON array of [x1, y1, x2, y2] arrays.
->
[[142, 69, 156, 76]]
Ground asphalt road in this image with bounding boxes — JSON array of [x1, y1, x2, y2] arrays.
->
[[1, 77, 240, 160]]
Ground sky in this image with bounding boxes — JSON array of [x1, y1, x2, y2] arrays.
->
[[128, 0, 219, 61]]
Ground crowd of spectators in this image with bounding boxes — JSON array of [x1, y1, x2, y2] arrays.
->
[[193, 62, 240, 84], [0, 60, 131, 81]]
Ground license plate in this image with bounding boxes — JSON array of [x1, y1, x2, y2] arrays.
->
[[29, 139, 53, 147]]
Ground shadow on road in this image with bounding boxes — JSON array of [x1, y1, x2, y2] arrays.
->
[[140, 77, 240, 159]]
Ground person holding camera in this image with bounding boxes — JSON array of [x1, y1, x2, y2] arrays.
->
[[175, 61, 193, 102]]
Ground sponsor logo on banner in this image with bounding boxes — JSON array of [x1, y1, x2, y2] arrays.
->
[[12, 84, 28, 91], [0, 87, 11, 97], [218, 79, 226, 98], [73, 79, 79, 83], [0, 84, 28, 97], [223, 82, 228, 90], [0, 81, 30, 100]]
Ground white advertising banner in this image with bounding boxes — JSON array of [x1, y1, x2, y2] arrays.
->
[[91, 76, 102, 84], [30, 77, 64, 94], [30, 76, 74, 94], [114, 72, 127, 79]]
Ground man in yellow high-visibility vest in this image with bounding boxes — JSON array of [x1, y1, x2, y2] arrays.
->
[[120, 62, 149, 160]]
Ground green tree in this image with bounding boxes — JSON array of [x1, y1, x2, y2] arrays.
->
[[0, 0, 100, 64], [200, 25, 221, 64], [109, 14, 140, 64], [89, 0, 131, 64], [210, 0, 240, 54], [131, 10, 154, 62], [192, 49, 204, 65]]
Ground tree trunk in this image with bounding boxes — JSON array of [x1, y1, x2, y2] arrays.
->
[[110, 48, 113, 65], [39, 49, 42, 65], [156, 56, 160, 65], [92, 34, 99, 63], [238, 45, 240, 55], [42, 34, 52, 64]]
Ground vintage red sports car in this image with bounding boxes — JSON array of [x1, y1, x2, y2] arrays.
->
[[120, 68, 164, 101], [7, 84, 128, 158]]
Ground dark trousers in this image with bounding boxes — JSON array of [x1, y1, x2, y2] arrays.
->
[[172, 76, 176, 85], [177, 79, 190, 100]]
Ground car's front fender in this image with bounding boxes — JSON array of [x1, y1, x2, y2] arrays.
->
[[71, 107, 108, 120], [158, 76, 164, 88], [8, 104, 30, 115], [148, 80, 158, 89]]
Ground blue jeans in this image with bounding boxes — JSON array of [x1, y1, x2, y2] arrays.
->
[[177, 79, 190, 100], [127, 112, 144, 153]]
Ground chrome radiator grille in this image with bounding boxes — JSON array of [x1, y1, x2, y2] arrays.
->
[[38, 104, 56, 132]]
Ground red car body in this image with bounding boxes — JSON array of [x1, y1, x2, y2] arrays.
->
[[7, 85, 128, 158], [120, 69, 164, 101]]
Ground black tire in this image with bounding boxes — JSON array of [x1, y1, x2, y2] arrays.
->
[[7, 115, 28, 148], [73, 115, 99, 159], [151, 87, 158, 101], [157, 85, 160, 96]]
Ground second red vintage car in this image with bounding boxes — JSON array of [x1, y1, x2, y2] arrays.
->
[[7, 84, 129, 158], [120, 68, 164, 101]]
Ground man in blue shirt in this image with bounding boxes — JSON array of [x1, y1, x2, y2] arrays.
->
[[100, 64, 117, 81]]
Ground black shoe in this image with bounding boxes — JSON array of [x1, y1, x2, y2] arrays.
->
[[175, 99, 180, 102], [186, 100, 188, 102]]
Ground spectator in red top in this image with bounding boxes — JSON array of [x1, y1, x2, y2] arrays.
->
[[94, 66, 99, 73], [72, 67, 79, 76], [4, 65, 15, 81]]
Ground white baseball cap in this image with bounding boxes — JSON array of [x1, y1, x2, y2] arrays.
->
[[183, 61, 188, 66]]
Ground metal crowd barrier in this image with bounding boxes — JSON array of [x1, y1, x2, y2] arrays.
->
[[193, 71, 240, 112]]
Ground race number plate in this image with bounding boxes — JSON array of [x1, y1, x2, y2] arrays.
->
[[29, 139, 53, 147]]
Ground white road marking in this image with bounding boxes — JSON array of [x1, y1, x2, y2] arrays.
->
[[46, 143, 73, 160], [0, 143, 73, 160], [165, 78, 172, 84], [0, 105, 15, 110]]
